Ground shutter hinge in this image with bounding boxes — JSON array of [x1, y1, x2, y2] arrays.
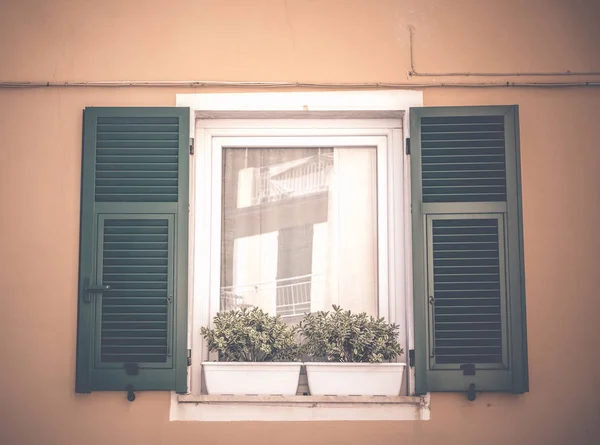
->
[[405, 137, 411, 155], [189, 137, 194, 155], [409, 349, 415, 367], [187, 349, 192, 366]]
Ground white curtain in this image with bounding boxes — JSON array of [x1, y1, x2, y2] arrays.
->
[[224, 146, 378, 318], [322, 147, 378, 316]]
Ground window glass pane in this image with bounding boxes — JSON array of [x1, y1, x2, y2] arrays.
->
[[220, 147, 378, 321]]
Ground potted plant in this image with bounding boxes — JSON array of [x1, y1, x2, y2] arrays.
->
[[200, 307, 303, 395], [299, 305, 405, 396]]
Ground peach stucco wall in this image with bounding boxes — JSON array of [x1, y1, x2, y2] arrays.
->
[[1, 1, 599, 445]]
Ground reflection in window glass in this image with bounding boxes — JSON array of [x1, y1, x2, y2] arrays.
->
[[220, 147, 378, 321]]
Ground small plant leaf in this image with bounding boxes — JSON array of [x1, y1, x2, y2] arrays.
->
[[299, 305, 403, 363], [200, 307, 302, 362]]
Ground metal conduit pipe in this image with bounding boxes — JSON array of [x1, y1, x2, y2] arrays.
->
[[1, 80, 599, 88]]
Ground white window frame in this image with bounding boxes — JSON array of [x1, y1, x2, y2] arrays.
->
[[208, 134, 390, 326], [173, 91, 427, 422]]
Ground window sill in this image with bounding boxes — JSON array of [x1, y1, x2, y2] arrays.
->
[[170, 393, 430, 422]]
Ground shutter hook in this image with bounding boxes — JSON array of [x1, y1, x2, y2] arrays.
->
[[467, 383, 476, 401], [126, 384, 136, 402]]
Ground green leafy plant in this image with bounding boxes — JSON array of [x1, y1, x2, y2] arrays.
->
[[200, 307, 302, 362], [299, 305, 403, 363]]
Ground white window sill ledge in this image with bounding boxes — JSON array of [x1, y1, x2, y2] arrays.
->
[[170, 393, 430, 422]]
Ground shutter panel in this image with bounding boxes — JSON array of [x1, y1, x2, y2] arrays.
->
[[411, 106, 528, 394], [76, 107, 189, 393]]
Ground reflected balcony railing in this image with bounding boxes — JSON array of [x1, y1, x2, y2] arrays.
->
[[220, 274, 324, 317], [253, 153, 333, 205]]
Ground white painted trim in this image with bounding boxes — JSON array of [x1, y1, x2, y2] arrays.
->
[[177, 90, 423, 112], [170, 393, 429, 422], [179, 394, 421, 403], [210, 135, 388, 147], [196, 118, 401, 131], [191, 128, 405, 397], [175, 90, 426, 420], [206, 135, 391, 329], [186, 133, 196, 392]]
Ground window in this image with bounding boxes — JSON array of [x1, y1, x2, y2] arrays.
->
[[75, 93, 527, 420], [192, 128, 405, 392], [220, 146, 377, 322]]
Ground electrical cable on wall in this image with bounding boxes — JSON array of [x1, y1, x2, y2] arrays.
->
[[3, 28, 599, 90], [0, 80, 599, 89]]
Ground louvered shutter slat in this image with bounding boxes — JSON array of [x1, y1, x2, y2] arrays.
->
[[432, 218, 503, 365], [421, 115, 507, 203], [76, 107, 189, 393], [411, 106, 528, 394], [100, 218, 170, 365]]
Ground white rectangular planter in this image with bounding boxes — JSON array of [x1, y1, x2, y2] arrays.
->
[[202, 362, 302, 395], [305, 362, 406, 396]]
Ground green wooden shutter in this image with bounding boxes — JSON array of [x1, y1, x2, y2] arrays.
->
[[411, 106, 528, 395], [76, 107, 190, 393]]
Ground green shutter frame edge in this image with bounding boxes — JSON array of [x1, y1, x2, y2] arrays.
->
[[411, 105, 528, 395], [75, 107, 190, 394]]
